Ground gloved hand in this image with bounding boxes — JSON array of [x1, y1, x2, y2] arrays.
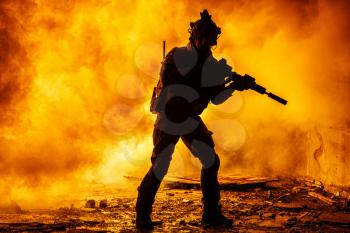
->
[[228, 75, 254, 91]]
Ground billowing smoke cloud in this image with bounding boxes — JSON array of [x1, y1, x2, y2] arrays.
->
[[0, 1, 33, 122], [200, 0, 350, 184], [0, 0, 349, 208]]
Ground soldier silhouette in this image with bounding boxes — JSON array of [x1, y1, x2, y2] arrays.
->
[[136, 9, 252, 229]]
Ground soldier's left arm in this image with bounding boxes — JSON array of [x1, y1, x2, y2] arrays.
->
[[209, 84, 235, 105]]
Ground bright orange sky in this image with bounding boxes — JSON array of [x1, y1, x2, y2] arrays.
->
[[0, 0, 349, 207]]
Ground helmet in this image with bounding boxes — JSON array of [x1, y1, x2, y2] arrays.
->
[[189, 9, 221, 45]]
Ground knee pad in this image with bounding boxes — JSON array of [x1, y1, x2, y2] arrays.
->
[[209, 154, 220, 172], [190, 139, 220, 170], [152, 144, 175, 181]]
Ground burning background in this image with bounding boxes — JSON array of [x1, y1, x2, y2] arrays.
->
[[0, 0, 349, 208]]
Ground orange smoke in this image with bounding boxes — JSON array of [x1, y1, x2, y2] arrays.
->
[[0, 0, 349, 208]]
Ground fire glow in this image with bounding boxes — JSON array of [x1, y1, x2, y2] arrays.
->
[[0, 0, 349, 208]]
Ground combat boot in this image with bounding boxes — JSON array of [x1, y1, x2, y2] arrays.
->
[[135, 169, 161, 230], [135, 188, 155, 230], [136, 213, 154, 230], [202, 204, 233, 228]]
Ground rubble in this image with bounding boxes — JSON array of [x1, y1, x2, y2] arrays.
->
[[0, 177, 349, 232], [308, 191, 336, 205], [303, 178, 324, 189], [318, 212, 350, 225], [85, 200, 96, 208], [99, 200, 108, 208], [163, 175, 277, 191]]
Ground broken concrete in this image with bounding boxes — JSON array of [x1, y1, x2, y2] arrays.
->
[[99, 200, 107, 209], [84, 200, 96, 208], [0, 177, 349, 232]]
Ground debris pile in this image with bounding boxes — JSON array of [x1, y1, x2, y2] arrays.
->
[[0, 176, 349, 232]]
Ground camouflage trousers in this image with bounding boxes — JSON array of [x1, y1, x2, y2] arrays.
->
[[136, 116, 220, 216]]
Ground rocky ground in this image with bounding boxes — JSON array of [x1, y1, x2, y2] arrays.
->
[[0, 176, 350, 232]]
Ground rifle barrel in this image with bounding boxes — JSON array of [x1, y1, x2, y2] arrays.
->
[[266, 92, 288, 105], [226, 72, 287, 105]]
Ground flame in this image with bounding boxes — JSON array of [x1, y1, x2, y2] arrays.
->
[[0, 0, 349, 208]]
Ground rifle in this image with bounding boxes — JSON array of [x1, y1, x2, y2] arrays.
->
[[225, 72, 287, 105]]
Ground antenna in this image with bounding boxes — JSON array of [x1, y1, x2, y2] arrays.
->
[[163, 40, 166, 59]]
